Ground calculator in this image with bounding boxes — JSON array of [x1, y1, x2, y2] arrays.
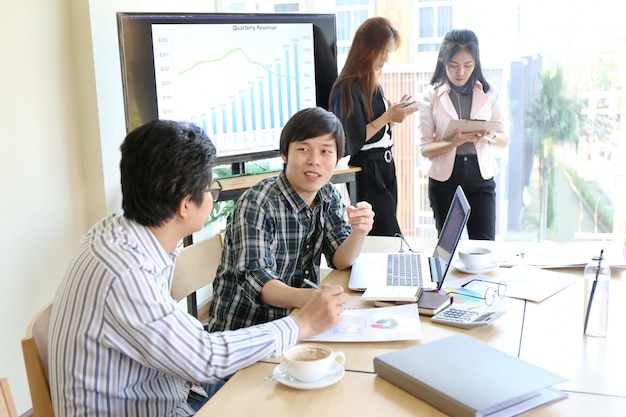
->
[[430, 308, 504, 329]]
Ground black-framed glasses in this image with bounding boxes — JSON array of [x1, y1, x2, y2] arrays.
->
[[202, 180, 222, 202], [445, 279, 507, 306]]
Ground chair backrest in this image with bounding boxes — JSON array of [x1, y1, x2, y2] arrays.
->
[[0, 378, 18, 417], [171, 233, 223, 303], [21, 301, 55, 417]]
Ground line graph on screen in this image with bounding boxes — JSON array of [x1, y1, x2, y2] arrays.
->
[[152, 23, 316, 157]]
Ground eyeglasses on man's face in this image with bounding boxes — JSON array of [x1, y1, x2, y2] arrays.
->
[[202, 180, 222, 202]]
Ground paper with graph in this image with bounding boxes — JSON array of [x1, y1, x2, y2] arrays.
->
[[303, 303, 421, 342]]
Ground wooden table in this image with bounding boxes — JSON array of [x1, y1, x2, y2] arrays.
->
[[520, 267, 625, 397], [263, 272, 527, 373], [198, 362, 626, 417], [197, 237, 626, 416], [200, 362, 450, 416]]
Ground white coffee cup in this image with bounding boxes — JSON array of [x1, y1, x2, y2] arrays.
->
[[283, 343, 345, 382], [458, 246, 497, 270]]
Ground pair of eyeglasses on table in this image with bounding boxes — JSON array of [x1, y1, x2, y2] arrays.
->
[[446, 279, 508, 306], [431, 279, 507, 329]]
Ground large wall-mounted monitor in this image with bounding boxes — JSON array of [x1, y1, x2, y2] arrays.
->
[[116, 12, 337, 167]]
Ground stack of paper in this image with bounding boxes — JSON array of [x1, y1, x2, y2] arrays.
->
[[524, 241, 626, 269]]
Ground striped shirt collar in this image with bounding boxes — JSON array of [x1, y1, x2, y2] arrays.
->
[[118, 213, 180, 270]]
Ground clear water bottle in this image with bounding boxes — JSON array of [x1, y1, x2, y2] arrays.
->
[[583, 252, 610, 337]]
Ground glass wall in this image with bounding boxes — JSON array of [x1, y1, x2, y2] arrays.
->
[[212, 0, 626, 245]]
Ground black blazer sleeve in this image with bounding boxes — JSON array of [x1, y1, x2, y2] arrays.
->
[[331, 82, 387, 156]]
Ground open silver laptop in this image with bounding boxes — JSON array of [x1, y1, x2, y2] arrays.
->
[[349, 186, 471, 302]]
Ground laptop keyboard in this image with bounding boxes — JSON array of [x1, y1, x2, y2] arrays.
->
[[387, 253, 423, 286]]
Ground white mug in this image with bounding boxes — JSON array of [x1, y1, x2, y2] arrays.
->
[[283, 343, 345, 382], [458, 246, 498, 270]]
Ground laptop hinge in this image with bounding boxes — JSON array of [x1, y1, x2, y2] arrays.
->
[[428, 256, 440, 288]]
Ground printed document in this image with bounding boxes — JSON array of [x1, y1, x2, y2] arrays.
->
[[303, 303, 421, 342]]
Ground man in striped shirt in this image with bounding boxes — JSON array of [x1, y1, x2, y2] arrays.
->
[[48, 120, 348, 416]]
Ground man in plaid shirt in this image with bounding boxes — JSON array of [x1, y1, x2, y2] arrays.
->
[[208, 107, 375, 332]]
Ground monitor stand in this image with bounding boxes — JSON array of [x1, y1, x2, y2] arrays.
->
[[231, 162, 246, 176]]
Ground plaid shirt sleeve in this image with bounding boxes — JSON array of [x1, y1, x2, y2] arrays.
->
[[208, 177, 293, 330], [319, 183, 353, 268]]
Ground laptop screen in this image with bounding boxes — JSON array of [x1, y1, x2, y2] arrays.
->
[[432, 186, 471, 289]]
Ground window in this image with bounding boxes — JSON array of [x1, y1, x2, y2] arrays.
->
[[208, 0, 626, 245], [335, 0, 371, 59], [417, 1, 452, 53], [274, 3, 299, 12], [223, 2, 252, 12], [221, 1, 299, 13]]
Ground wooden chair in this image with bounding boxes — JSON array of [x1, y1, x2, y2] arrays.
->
[[21, 301, 55, 417], [0, 378, 18, 417], [171, 233, 224, 319]]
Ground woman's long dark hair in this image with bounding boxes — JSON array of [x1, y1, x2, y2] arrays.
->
[[429, 29, 490, 93]]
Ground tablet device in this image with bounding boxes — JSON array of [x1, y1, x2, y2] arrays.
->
[[442, 119, 501, 141], [402, 100, 430, 111]]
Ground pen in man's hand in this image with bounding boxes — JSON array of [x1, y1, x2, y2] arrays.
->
[[303, 278, 322, 290]]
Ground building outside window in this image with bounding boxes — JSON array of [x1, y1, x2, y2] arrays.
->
[[416, 0, 453, 53], [335, 0, 371, 60]]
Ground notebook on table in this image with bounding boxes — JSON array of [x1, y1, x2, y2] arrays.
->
[[373, 334, 566, 417], [350, 185, 471, 302]]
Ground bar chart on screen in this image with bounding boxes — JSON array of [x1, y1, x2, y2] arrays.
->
[[151, 23, 317, 158]]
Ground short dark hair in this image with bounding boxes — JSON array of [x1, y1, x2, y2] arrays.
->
[[279, 107, 346, 161], [430, 28, 490, 93], [120, 120, 217, 227]]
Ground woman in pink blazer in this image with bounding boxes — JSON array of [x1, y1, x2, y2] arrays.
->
[[419, 29, 509, 240]]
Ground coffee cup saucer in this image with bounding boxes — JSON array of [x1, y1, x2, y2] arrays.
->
[[452, 259, 499, 274], [271, 362, 345, 390]]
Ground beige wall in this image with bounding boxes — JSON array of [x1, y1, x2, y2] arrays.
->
[[0, 0, 89, 412]]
